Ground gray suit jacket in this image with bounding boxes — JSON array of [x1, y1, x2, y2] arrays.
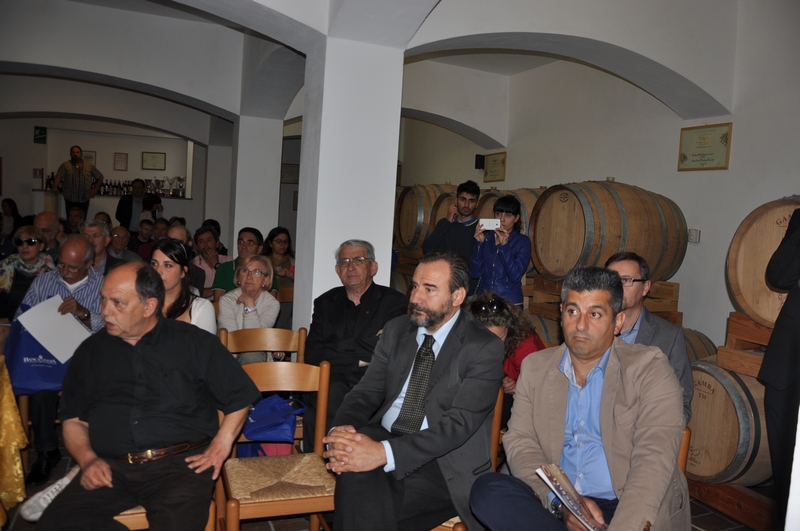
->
[[635, 307, 694, 422], [333, 310, 504, 530], [505, 339, 690, 531]]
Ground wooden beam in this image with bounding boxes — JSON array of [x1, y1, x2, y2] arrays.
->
[[688, 480, 775, 531]]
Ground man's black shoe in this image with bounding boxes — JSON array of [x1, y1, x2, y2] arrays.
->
[[26, 449, 62, 486]]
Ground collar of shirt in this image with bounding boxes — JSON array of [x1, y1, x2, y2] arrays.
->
[[416, 309, 460, 358], [59, 272, 90, 293], [618, 308, 644, 344], [460, 217, 478, 227], [558, 344, 612, 388], [91, 255, 108, 275]]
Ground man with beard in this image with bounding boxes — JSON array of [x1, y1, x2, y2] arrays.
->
[[303, 239, 408, 449], [323, 251, 504, 531], [52, 146, 105, 218], [423, 180, 481, 294]]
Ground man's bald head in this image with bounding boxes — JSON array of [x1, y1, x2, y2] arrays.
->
[[101, 262, 163, 345], [34, 211, 59, 248], [58, 235, 94, 284], [167, 225, 191, 244]]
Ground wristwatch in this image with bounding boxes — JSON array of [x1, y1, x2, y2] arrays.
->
[[549, 497, 563, 521], [80, 309, 90, 321], [243, 307, 256, 314]]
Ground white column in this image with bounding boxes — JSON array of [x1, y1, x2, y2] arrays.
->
[[294, 37, 404, 328], [205, 145, 234, 244], [231, 116, 283, 239]]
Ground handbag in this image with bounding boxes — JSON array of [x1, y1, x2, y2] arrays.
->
[[242, 394, 307, 444], [5, 307, 71, 395]]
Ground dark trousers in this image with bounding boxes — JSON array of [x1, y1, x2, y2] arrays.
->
[[471, 473, 618, 531], [31, 390, 60, 452], [38, 447, 214, 531], [334, 424, 457, 531], [64, 199, 90, 220], [303, 366, 368, 450], [764, 382, 800, 528]]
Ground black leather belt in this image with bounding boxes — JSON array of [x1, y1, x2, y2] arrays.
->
[[117, 437, 211, 464]]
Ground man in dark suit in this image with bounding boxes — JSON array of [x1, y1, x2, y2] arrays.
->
[[324, 251, 505, 530], [606, 252, 693, 422], [303, 239, 408, 448], [759, 207, 800, 528], [114, 178, 146, 236]]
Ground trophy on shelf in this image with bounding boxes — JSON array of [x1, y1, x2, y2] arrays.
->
[[164, 175, 178, 196], [176, 176, 185, 198], [152, 178, 164, 196]]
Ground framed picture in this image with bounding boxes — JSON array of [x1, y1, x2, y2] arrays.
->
[[281, 164, 299, 184], [142, 152, 166, 171], [83, 150, 97, 168], [114, 152, 128, 171], [483, 151, 507, 183], [678, 122, 732, 171]]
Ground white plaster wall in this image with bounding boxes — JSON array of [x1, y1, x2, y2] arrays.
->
[[205, 145, 235, 246], [1, 0, 244, 114], [400, 118, 485, 186], [409, 0, 737, 110]]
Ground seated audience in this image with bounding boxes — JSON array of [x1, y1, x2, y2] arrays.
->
[[217, 255, 281, 364], [2, 198, 24, 237], [211, 227, 263, 301], [469, 292, 545, 428], [56, 218, 68, 246], [93, 211, 113, 227], [127, 218, 153, 255], [107, 226, 143, 262], [471, 194, 531, 305], [137, 217, 169, 260], [470, 267, 689, 531], [193, 225, 232, 299], [33, 211, 61, 263], [139, 193, 163, 223], [81, 220, 123, 275], [169, 216, 186, 227], [166, 224, 205, 295], [263, 227, 295, 291], [151, 238, 216, 334], [202, 219, 228, 255], [67, 207, 85, 234]]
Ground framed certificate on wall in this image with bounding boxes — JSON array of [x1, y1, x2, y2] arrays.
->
[[483, 152, 507, 183], [678, 123, 732, 171], [142, 152, 166, 171]]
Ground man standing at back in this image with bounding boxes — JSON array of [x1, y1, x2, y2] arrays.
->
[[52, 146, 104, 218], [303, 240, 408, 448], [323, 251, 504, 531], [605, 252, 693, 422], [423, 180, 481, 294], [114, 178, 146, 237]]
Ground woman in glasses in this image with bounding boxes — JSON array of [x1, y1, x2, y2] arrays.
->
[[262, 227, 295, 291], [150, 238, 217, 334], [217, 255, 282, 364], [471, 195, 531, 305], [470, 292, 546, 428]]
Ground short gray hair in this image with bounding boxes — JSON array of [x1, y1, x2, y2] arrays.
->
[[81, 219, 110, 238], [561, 266, 623, 316], [335, 240, 375, 262]]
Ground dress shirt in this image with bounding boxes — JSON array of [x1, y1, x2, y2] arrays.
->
[[17, 267, 104, 332], [557, 347, 616, 501], [380, 309, 461, 472], [618, 308, 644, 344], [192, 254, 233, 289], [59, 317, 260, 457]]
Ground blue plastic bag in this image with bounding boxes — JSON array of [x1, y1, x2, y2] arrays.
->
[[242, 394, 307, 444], [5, 308, 71, 395]]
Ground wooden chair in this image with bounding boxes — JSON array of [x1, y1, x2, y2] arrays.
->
[[218, 327, 307, 364], [216, 361, 334, 531], [114, 500, 215, 530], [432, 388, 504, 531], [679, 427, 691, 474], [276, 287, 294, 303]]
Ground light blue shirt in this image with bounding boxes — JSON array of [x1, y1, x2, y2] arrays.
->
[[556, 346, 617, 501], [380, 309, 461, 472], [618, 309, 644, 345], [17, 267, 105, 333]]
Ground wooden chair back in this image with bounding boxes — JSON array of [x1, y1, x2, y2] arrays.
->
[[679, 426, 691, 474], [219, 327, 307, 363], [276, 287, 294, 303]]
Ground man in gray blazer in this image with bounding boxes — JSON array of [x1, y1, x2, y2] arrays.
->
[[606, 252, 693, 422], [323, 251, 504, 531]]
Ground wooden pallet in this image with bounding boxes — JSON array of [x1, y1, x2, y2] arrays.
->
[[717, 312, 772, 377], [688, 480, 775, 531]]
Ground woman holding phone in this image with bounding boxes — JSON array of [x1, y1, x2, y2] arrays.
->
[[470, 194, 531, 305]]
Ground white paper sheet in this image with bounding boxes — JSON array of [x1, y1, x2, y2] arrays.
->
[[18, 295, 92, 364]]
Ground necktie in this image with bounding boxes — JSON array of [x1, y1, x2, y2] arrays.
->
[[392, 334, 435, 436]]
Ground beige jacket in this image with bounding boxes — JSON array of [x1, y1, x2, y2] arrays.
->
[[504, 338, 691, 531]]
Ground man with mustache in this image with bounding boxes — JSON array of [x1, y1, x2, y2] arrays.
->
[[14, 235, 104, 486], [303, 239, 408, 449], [52, 146, 105, 219], [324, 251, 504, 531]]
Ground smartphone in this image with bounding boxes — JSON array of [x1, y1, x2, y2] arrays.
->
[[480, 218, 501, 230]]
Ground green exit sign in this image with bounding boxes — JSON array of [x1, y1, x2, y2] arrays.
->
[[34, 126, 47, 144]]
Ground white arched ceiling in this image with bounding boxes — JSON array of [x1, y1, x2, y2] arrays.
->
[[407, 33, 731, 120], [240, 40, 307, 120]]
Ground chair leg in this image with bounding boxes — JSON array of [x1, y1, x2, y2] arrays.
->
[[309, 514, 320, 531], [225, 499, 239, 531]]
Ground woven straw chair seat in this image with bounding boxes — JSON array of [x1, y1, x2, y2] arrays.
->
[[224, 453, 335, 504]]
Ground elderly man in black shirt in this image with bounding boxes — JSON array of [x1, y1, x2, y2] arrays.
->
[[38, 262, 259, 531]]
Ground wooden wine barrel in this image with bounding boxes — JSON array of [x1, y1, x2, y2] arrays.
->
[[430, 192, 456, 227], [395, 184, 456, 249], [686, 357, 772, 486], [475, 188, 546, 235], [390, 271, 412, 297], [393, 186, 405, 245], [531, 315, 562, 347], [530, 181, 688, 282], [726, 196, 800, 328], [683, 328, 717, 362]]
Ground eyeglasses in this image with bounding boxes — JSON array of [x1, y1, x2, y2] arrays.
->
[[237, 239, 258, 247], [111, 233, 128, 239], [58, 262, 87, 273], [15, 238, 40, 247], [240, 268, 266, 277], [619, 277, 646, 287], [272, 239, 289, 245], [337, 256, 368, 268], [470, 297, 507, 315]]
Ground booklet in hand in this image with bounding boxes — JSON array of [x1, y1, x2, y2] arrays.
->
[[535, 463, 609, 531]]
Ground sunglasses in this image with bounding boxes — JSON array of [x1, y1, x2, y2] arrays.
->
[[15, 238, 41, 247], [470, 297, 507, 315]]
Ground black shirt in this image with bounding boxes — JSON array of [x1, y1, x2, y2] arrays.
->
[[59, 317, 259, 457]]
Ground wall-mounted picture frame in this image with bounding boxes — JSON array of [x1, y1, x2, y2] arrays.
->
[[114, 152, 128, 171], [142, 152, 166, 171], [83, 150, 97, 168], [483, 151, 507, 183], [281, 163, 299, 184], [678, 122, 732, 171]]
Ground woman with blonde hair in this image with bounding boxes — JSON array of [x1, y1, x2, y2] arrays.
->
[[217, 255, 282, 364]]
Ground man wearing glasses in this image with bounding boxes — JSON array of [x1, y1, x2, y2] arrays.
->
[[15, 235, 104, 486], [210, 227, 263, 302], [303, 239, 408, 450], [34, 211, 61, 263], [605, 252, 693, 422]]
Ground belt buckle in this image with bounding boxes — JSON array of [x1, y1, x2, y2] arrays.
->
[[146, 449, 153, 461], [127, 453, 135, 464]]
